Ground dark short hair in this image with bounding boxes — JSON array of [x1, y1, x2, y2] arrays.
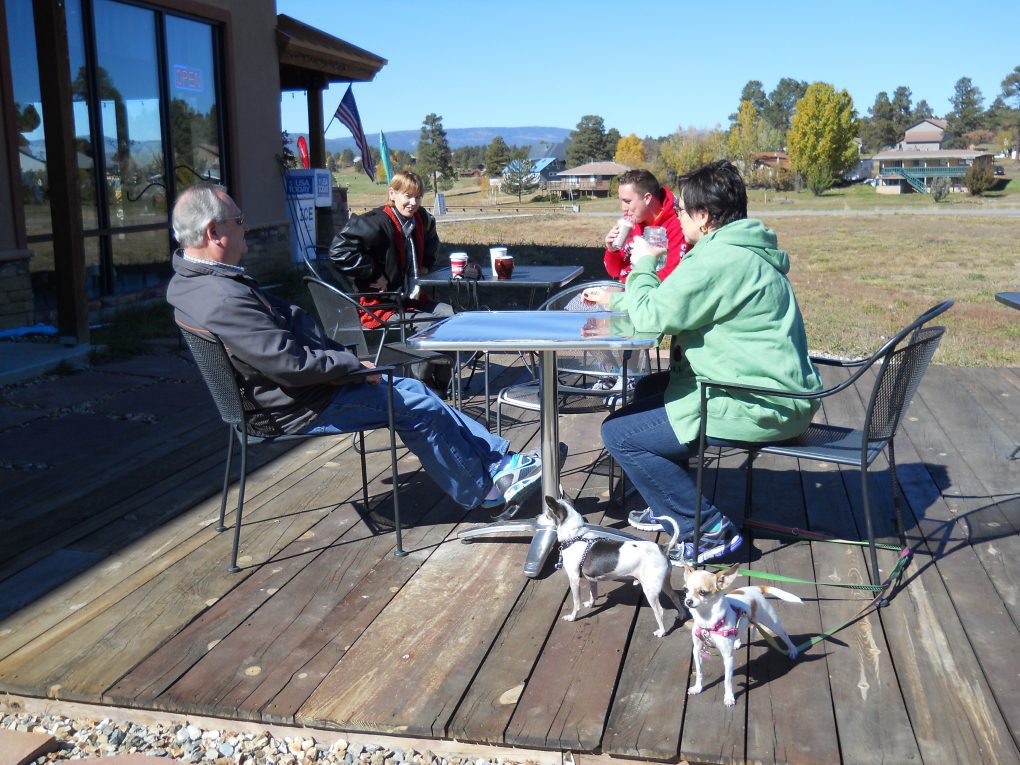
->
[[677, 160, 747, 230], [618, 168, 661, 199]]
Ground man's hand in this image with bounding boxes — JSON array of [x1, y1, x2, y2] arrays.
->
[[605, 224, 620, 250], [360, 360, 381, 384]]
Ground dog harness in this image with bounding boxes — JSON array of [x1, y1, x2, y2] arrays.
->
[[556, 535, 599, 571], [694, 603, 744, 643]]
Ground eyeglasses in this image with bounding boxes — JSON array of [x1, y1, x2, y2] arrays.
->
[[219, 213, 245, 226]]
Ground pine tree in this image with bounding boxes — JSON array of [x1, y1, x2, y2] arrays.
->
[[417, 113, 455, 194], [566, 115, 614, 166], [485, 136, 512, 176], [945, 78, 985, 147]]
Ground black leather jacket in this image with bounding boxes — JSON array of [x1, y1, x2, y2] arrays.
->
[[328, 206, 439, 292]]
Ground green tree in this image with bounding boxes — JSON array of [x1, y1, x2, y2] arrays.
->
[[787, 82, 859, 195], [763, 78, 808, 134], [964, 157, 995, 195], [566, 114, 615, 166], [860, 91, 898, 153], [614, 133, 646, 166], [484, 136, 512, 176], [1000, 66, 1020, 151], [945, 77, 985, 147], [500, 149, 538, 202], [340, 147, 354, 167], [730, 80, 768, 122], [891, 85, 915, 137], [912, 99, 934, 121], [727, 100, 767, 171], [653, 127, 726, 186], [417, 113, 455, 194]]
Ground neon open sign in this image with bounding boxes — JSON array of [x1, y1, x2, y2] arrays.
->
[[174, 65, 203, 92]]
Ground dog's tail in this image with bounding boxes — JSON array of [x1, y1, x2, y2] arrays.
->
[[758, 585, 802, 604], [650, 513, 681, 554]]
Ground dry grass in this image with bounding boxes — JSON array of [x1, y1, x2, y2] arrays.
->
[[435, 211, 1020, 367]]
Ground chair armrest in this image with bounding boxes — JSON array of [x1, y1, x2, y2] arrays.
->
[[809, 354, 870, 369]]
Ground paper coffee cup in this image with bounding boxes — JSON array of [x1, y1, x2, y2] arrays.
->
[[489, 247, 507, 279], [612, 218, 634, 250], [450, 252, 468, 277]]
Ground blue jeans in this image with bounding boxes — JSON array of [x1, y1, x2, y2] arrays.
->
[[303, 375, 509, 509], [601, 372, 725, 537]]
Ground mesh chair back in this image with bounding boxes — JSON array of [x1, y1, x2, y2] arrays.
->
[[542, 280, 652, 379], [866, 324, 944, 441], [180, 328, 282, 437], [304, 277, 371, 357]]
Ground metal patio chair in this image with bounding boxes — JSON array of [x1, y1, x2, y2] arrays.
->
[[691, 299, 953, 592], [179, 325, 405, 573]]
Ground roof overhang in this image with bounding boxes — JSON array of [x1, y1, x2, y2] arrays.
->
[[276, 14, 387, 91]]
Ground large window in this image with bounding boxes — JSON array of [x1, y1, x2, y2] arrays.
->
[[4, 0, 225, 309]]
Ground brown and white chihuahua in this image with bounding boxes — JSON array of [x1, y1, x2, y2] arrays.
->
[[682, 564, 801, 706]]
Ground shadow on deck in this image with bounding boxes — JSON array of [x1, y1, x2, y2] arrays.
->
[[0, 345, 1018, 765]]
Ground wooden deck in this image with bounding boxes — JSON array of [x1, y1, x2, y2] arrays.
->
[[0, 349, 1018, 765]]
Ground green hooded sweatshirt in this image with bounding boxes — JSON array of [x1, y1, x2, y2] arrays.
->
[[609, 218, 822, 444]]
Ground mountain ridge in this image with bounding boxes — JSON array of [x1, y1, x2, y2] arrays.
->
[[294, 126, 572, 154]]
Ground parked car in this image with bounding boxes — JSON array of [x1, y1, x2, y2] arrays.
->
[[994, 165, 1005, 176]]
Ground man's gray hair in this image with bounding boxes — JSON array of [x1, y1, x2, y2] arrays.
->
[[172, 183, 231, 247]]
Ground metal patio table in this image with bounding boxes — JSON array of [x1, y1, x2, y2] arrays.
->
[[409, 310, 658, 576], [418, 264, 584, 311]]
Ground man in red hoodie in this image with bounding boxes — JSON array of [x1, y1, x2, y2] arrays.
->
[[604, 169, 687, 283]]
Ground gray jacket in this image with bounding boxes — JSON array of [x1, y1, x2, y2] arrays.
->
[[167, 251, 362, 434]]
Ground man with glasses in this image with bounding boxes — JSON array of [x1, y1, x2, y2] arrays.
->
[[167, 184, 544, 512]]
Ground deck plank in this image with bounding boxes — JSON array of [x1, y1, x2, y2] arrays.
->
[[0, 438, 393, 701]]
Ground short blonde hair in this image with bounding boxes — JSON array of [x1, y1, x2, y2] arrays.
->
[[388, 170, 424, 198]]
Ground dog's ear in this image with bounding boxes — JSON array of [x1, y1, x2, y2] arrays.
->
[[716, 563, 742, 590], [544, 495, 559, 511], [682, 564, 696, 581]]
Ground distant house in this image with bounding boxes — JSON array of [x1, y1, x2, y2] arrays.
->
[[546, 160, 632, 198], [500, 156, 563, 185], [753, 151, 790, 171], [898, 118, 948, 151], [872, 118, 991, 193]]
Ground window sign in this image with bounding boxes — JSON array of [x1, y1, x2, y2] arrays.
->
[[173, 64, 203, 92]]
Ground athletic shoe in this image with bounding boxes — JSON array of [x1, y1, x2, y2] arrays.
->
[[667, 518, 744, 566], [483, 442, 569, 510], [591, 377, 635, 393], [627, 507, 663, 531]]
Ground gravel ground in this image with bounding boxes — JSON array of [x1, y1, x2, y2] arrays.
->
[[3, 712, 533, 765]]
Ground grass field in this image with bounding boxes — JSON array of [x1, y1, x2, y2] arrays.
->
[[335, 172, 1020, 367]]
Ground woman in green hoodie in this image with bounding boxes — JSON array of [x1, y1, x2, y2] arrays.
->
[[582, 160, 822, 566]]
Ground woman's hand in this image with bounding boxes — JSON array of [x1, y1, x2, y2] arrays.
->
[[581, 287, 612, 306], [630, 235, 664, 263]]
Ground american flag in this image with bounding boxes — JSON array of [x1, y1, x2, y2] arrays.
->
[[333, 85, 375, 182]]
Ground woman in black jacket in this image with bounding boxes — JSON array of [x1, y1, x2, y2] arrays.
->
[[328, 170, 452, 329]]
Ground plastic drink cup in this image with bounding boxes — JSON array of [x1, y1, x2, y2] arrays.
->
[[643, 226, 668, 271], [450, 252, 468, 277], [612, 217, 634, 250], [494, 254, 515, 280], [489, 247, 507, 279]]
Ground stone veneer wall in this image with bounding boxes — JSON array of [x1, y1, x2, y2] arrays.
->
[[241, 220, 294, 281], [0, 249, 33, 330]]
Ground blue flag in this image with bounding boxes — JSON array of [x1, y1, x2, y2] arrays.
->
[[379, 131, 393, 183], [333, 85, 375, 182]]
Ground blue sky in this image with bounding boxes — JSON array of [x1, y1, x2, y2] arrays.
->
[[278, 0, 1017, 140]]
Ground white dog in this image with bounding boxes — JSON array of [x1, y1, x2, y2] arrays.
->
[[681, 564, 801, 706], [543, 495, 684, 637]]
